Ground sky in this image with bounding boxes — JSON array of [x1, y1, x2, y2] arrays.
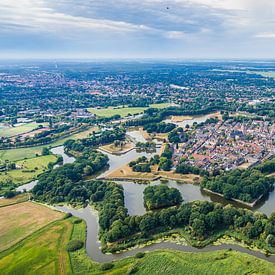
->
[[0, 0, 275, 59]]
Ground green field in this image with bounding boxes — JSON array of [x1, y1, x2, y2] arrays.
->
[[0, 155, 57, 187], [0, 126, 97, 162], [0, 217, 71, 275], [0, 122, 48, 138], [87, 103, 170, 118]]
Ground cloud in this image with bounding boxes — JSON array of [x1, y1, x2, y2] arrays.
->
[[1, 0, 275, 58], [254, 32, 275, 38]]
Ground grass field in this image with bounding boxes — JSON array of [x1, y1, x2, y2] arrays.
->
[[0, 126, 98, 162], [0, 202, 63, 252], [87, 103, 170, 118], [0, 122, 47, 138], [0, 154, 57, 185], [0, 193, 29, 208], [0, 219, 72, 275]]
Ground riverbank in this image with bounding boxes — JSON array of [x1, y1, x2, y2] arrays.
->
[[202, 188, 263, 208]]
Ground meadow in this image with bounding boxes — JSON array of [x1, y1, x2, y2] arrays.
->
[[0, 154, 57, 185], [0, 202, 63, 252], [87, 103, 170, 118], [0, 122, 47, 138]]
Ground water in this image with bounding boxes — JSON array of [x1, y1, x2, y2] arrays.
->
[[164, 113, 217, 128]]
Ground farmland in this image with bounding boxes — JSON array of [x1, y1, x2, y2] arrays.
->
[[0, 154, 57, 186], [0, 219, 72, 275], [0, 202, 63, 252], [0, 122, 48, 138], [87, 103, 170, 118]]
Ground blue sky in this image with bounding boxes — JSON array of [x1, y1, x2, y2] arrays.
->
[[1, 0, 275, 59]]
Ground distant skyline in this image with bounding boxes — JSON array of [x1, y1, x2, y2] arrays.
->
[[1, 0, 275, 59]]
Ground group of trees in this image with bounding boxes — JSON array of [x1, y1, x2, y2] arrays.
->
[[136, 141, 156, 152], [129, 156, 151, 173], [143, 185, 182, 210], [144, 122, 176, 133], [168, 127, 188, 143], [32, 150, 108, 203], [201, 168, 274, 203], [158, 144, 173, 171], [255, 158, 275, 175], [176, 162, 209, 177], [64, 127, 126, 152]]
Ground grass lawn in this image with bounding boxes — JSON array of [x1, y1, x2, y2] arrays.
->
[[0, 126, 98, 162], [87, 103, 170, 118], [0, 202, 63, 252], [0, 154, 57, 186], [0, 122, 47, 138], [0, 193, 29, 208]]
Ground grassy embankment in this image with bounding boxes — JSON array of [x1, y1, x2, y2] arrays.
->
[[0, 122, 48, 138], [87, 103, 170, 118], [0, 126, 97, 162], [0, 208, 274, 275]]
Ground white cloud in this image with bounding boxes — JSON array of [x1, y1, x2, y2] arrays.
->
[[254, 32, 275, 38]]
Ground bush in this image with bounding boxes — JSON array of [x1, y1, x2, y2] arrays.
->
[[73, 219, 82, 224], [64, 213, 72, 219], [127, 262, 139, 274], [100, 262, 114, 271], [135, 252, 145, 258], [66, 240, 84, 252]]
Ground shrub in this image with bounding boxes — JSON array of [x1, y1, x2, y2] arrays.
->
[[73, 219, 82, 224], [100, 262, 114, 271], [66, 240, 84, 252], [135, 252, 145, 258], [64, 213, 72, 219]]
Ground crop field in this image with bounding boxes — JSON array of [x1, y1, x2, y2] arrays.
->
[[88, 103, 170, 118], [0, 219, 72, 275], [0, 202, 63, 252], [0, 154, 57, 185], [0, 122, 47, 138]]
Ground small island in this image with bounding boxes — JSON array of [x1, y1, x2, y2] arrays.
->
[[143, 185, 183, 210]]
